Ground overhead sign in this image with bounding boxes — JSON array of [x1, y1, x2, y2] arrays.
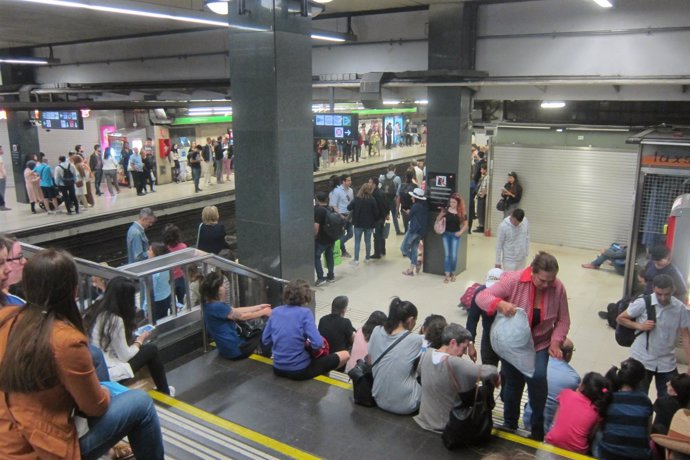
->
[[313, 113, 359, 140], [40, 110, 84, 130]]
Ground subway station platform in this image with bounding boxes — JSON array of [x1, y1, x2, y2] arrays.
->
[[0, 144, 426, 240]]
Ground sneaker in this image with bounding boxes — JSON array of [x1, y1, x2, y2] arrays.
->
[[315, 279, 327, 287], [326, 278, 336, 284], [581, 263, 599, 269], [598, 311, 608, 320], [168, 386, 176, 397], [0, 206, 11, 211], [351, 260, 360, 266], [342, 251, 352, 258], [370, 254, 381, 259], [402, 269, 414, 276]]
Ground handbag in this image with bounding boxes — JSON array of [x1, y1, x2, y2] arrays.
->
[[434, 214, 446, 235], [441, 360, 494, 449], [236, 318, 265, 339], [305, 336, 330, 359], [496, 198, 507, 212], [347, 330, 411, 407]]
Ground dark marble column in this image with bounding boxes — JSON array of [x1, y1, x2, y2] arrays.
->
[[6, 111, 38, 204], [423, 3, 476, 276], [228, 0, 313, 282]]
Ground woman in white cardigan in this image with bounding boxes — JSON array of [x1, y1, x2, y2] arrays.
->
[[85, 276, 174, 395]]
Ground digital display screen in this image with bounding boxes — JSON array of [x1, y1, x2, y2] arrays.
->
[[313, 113, 359, 140], [40, 111, 84, 130]]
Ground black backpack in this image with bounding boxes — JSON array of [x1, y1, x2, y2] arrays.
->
[[59, 164, 75, 186], [399, 183, 415, 210], [322, 208, 345, 241], [614, 294, 654, 348], [382, 176, 397, 198]]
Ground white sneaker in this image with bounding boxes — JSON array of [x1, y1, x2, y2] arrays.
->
[[351, 260, 359, 266], [168, 386, 176, 397]]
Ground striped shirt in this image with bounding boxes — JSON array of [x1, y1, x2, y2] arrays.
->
[[598, 391, 652, 460], [475, 267, 570, 352]]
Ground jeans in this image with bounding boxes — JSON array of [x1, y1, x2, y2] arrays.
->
[[386, 196, 401, 233], [501, 348, 549, 435], [88, 344, 110, 381], [641, 367, 677, 397], [400, 232, 422, 266], [191, 166, 202, 191], [401, 209, 411, 233], [80, 390, 164, 460], [339, 222, 353, 254], [353, 227, 373, 261], [153, 296, 171, 322], [591, 245, 627, 267], [103, 170, 119, 195], [94, 170, 103, 193], [127, 343, 170, 394], [174, 277, 186, 305], [215, 159, 223, 183], [315, 240, 335, 281], [442, 231, 460, 274]]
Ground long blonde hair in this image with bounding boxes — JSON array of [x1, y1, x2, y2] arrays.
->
[[357, 183, 374, 199]]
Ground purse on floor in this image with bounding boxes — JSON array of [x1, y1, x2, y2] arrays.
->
[[441, 359, 494, 449], [348, 330, 411, 407]]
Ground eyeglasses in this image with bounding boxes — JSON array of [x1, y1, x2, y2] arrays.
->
[[7, 253, 25, 262]]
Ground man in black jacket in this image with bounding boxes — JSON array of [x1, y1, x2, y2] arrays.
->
[[89, 144, 103, 195], [370, 177, 390, 259], [214, 137, 224, 184]]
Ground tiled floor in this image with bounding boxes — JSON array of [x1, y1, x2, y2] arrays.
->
[[0, 145, 425, 235], [314, 229, 680, 401]]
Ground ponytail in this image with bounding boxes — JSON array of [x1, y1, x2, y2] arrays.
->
[[383, 297, 418, 334]]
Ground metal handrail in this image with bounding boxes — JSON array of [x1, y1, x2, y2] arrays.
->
[[19, 242, 289, 351]]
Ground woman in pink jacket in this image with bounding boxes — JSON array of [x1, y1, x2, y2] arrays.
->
[[476, 251, 570, 441]]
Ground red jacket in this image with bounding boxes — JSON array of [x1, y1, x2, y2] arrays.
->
[[476, 267, 570, 352]]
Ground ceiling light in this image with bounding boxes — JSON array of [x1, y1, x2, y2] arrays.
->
[[540, 101, 566, 109], [205, 0, 228, 15], [591, 0, 613, 7], [312, 0, 332, 3], [20, 0, 228, 27], [0, 57, 50, 65], [311, 34, 345, 42], [414, 100, 429, 105], [0, 110, 7, 120], [383, 100, 401, 105]]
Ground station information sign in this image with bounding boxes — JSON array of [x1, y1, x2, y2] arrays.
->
[[40, 110, 84, 130], [426, 171, 457, 210], [313, 113, 359, 140]]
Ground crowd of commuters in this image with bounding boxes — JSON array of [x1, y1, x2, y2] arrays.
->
[[11, 135, 234, 215]]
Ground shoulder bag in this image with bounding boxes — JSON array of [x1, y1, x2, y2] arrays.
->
[[496, 198, 507, 212], [348, 330, 411, 407], [441, 359, 494, 449], [434, 213, 446, 235]]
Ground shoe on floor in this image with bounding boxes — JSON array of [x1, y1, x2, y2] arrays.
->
[[598, 311, 609, 320], [370, 254, 381, 259], [315, 279, 327, 287], [326, 278, 336, 283], [581, 263, 599, 269], [402, 269, 414, 276], [168, 386, 176, 397], [342, 251, 352, 258], [0, 206, 11, 211]]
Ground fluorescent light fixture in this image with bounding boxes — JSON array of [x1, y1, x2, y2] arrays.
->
[[20, 0, 228, 27], [312, 0, 332, 3], [383, 100, 400, 105], [540, 101, 566, 109], [556, 128, 564, 132], [0, 57, 49, 65], [414, 100, 429, 105], [591, 0, 613, 7], [311, 34, 345, 42], [205, 0, 228, 15], [0, 110, 7, 120]]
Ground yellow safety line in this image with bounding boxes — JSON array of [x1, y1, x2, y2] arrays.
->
[[491, 429, 595, 460], [149, 391, 322, 460], [248, 354, 353, 391]]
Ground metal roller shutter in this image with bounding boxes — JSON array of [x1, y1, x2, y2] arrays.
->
[[489, 145, 639, 250]]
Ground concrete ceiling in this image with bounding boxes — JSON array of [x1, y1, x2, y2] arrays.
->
[[0, 0, 528, 51]]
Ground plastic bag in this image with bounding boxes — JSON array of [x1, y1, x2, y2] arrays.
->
[[490, 309, 535, 378]]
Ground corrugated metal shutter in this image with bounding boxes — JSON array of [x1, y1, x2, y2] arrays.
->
[[0, 120, 13, 187], [489, 145, 639, 250]]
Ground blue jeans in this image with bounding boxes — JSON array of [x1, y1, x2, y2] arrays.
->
[[88, 344, 110, 382], [400, 232, 422, 266], [315, 240, 334, 281], [191, 166, 201, 191], [80, 390, 164, 460], [339, 222, 353, 254], [174, 277, 186, 305], [442, 231, 460, 274], [591, 245, 627, 267], [501, 348, 549, 435], [353, 227, 373, 261]]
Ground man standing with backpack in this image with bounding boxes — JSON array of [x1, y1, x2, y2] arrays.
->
[[379, 164, 402, 235], [617, 274, 690, 397], [314, 191, 340, 286]]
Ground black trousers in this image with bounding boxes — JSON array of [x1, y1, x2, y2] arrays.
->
[[94, 170, 103, 193], [59, 185, 79, 213], [134, 171, 145, 194], [128, 343, 170, 394], [373, 219, 386, 256]]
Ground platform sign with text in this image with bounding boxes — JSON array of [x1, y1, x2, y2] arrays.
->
[[427, 172, 456, 209], [313, 113, 359, 140]]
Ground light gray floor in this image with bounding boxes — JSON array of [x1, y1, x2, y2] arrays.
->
[[314, 229, 677, 401]]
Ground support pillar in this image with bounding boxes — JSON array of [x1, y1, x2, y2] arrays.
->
[[6, 112, 37, 204], [423, 2, 477, 276], [228, 1, 314, 282]]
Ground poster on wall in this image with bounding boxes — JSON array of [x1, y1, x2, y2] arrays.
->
[[426, 171, 456, 210]]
